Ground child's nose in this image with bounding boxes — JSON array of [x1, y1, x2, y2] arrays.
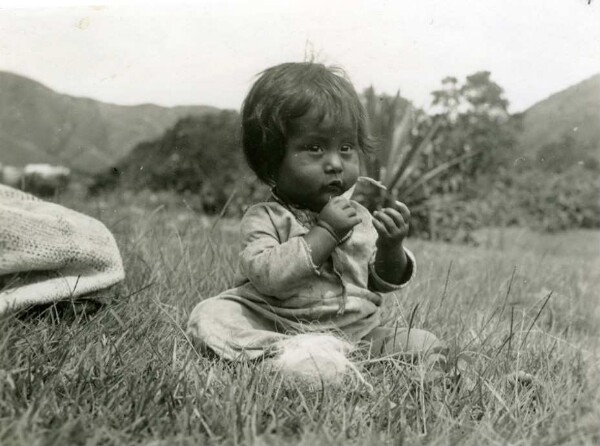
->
[[324, 152, 343, 172]]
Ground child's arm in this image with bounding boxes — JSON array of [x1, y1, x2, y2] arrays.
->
[[238, 199, 359, 297], [371, 201, 412, 285], [302, 196, 362, 266]]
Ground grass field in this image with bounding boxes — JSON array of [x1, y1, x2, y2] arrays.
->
[[1, 193, 599, 445]]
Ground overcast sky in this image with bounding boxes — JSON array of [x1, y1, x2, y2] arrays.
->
[[0, 0, 599, 113]]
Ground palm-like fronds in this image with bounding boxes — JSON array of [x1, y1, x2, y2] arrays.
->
[[361, 87, 479, 209]]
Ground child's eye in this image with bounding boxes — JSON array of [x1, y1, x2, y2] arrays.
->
[[305, 145, 322, 153], [340, 144, 355, 153]]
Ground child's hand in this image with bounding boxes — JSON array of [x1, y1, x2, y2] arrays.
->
[[373, 201, 410, 246], [317, 197, 362, 241]]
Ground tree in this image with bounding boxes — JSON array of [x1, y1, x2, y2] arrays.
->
[[427, 71, 521, 190]]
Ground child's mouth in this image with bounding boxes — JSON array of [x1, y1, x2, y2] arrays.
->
[[323, 181, 344, 195]]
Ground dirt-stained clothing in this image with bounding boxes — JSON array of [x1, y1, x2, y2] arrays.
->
[[187, 196, 420, 360]]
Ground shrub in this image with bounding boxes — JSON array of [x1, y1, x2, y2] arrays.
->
[[411, 164, 600, 244], [509, 165, 600, 231]]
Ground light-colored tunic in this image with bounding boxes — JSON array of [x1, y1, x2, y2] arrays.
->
[[187, 196, 415, 360]]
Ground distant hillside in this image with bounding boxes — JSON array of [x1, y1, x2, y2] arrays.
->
[[92, 111, 271, 216], [518, 73, 600, 164], [0, 71, 217, 173]]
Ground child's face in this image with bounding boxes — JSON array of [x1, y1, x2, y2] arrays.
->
[[274, 108, 360, 212]]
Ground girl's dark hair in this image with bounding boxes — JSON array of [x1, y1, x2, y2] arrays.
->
[[241, 62, 374, 185]]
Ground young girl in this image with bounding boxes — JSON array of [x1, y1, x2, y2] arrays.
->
[[187, 62, 445, 364]]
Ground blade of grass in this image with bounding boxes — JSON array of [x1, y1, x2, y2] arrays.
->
[[405, 302, 420, 352], [520, 291, 553, 349], [210, 186, 238, 233]]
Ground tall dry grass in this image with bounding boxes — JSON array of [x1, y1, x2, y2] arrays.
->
[[0, 192, 598, 445]]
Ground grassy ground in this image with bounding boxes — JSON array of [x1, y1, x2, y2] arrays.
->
[[1, 193, 599, 445]]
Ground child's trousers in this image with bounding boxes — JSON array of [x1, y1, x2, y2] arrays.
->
[[188, 297, 446, 365]]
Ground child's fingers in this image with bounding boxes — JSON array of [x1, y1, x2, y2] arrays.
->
[[350, 215, 362, 226], [381, 208, 406, 228], [372, 217, 389, 237], [331, 198, 354, 213], [390, 201, 411, 221], [373, 210, 396, 231]]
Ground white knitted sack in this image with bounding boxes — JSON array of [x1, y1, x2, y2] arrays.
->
[[266, 333, 369, 391], [0, 185, 125, 314]]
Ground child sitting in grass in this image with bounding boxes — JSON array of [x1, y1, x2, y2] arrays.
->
[[187, 62, 446, 369]]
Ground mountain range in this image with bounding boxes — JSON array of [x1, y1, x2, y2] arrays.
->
[[0, 71, 216, 173], [517, 73, 599, 163], [0, 71, 598, 173]]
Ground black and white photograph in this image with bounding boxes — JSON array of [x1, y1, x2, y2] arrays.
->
[[1, 0, 599, 444]]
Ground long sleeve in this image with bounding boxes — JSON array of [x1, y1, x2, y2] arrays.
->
[[238, 204, 320, 298], [368, 246, 416, 293]]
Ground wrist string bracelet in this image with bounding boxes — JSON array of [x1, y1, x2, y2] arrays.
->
[[315, 220, 341, 244]]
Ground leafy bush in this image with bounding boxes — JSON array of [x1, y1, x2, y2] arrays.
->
[[537, 132, 599, 173], [505, 165, 600, 231], [411, 164, 600, 243]]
